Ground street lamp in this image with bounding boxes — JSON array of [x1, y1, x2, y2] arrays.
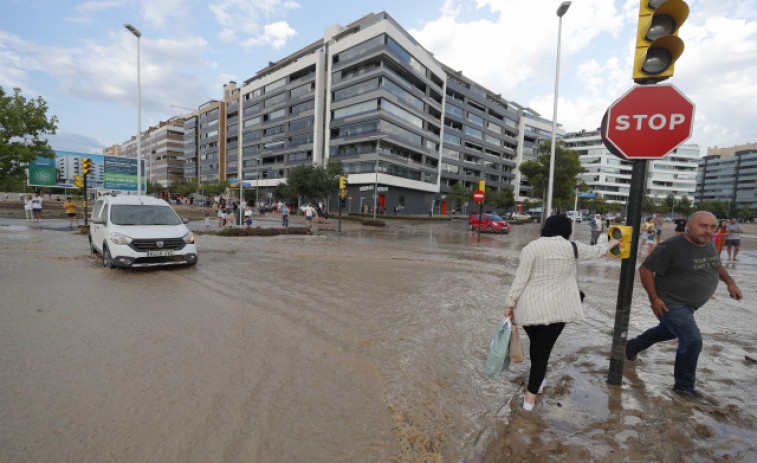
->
[[545, 1, 571, 221], [124, 23, 142, 196]]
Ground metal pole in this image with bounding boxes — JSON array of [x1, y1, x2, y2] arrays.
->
[[607, 159, 647, 385], [546, 2, 571, 220], [373, 138, 380, 219], [571, 185, 578, 240], [124, 24, 142, 196]]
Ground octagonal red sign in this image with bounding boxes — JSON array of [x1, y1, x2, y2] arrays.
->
[[601, 84, 695, 160]]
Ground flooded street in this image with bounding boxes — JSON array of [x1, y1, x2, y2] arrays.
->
[[1, 217, 756, 462]]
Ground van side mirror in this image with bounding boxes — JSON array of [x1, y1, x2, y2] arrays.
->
[[182, 218, 189, 224]]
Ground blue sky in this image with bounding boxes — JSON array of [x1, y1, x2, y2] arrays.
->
[[2, 0, 756, 156]]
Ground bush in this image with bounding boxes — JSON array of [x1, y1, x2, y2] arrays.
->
[[361, 219, 386, 227]]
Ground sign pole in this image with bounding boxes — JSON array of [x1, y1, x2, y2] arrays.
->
[[338, 197, 342, 233], [477, 200, 482, 243], [83, 174, 88, 226], [607, 159, 647, 385]]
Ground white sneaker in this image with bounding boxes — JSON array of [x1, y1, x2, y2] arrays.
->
[[538, 379, 546, 394], [523, 395, 535, 411]]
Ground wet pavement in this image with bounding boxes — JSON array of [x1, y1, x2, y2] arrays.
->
[[1, 217, 755, 462]]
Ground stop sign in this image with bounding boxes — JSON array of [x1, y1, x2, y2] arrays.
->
[[473, 190, 485, 202], [602, 84, 695, 160]]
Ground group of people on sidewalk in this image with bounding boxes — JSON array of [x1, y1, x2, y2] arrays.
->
[[20, 192, 81, 229], [503, 211, 742, 411]]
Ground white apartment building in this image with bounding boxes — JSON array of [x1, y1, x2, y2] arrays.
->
[[563, 129, 698, 204]]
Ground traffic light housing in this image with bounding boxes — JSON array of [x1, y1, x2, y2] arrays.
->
[[82, 158, 93, 175], [607, 225, 633, 259], [633, 0, 689, 84], [339, 176, 347, 191]]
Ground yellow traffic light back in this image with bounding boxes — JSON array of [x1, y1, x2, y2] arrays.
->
[[82, 158, 93, 175], [339, 176, 347, 191], [608, 225, 633, 259], [633, 0, 689, 84]]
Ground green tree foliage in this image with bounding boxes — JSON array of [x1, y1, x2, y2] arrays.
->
[[447, 183, 470, 212], [202, 180, 230, 197], [696, 199, 729, 218], [519, 140, 585, 210], [484, 186, 514, 211], [736, 204, 753, 220], [0, 87, 59, 190], [642, 196, 660, 215], [169, 179, 197, 197], [675, 195, 693, 216], [272, 160, 344, 205]]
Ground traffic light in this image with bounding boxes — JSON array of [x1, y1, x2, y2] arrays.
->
[[607, 225, 633, 259], [633, 0, 689, 84], [339, 176, 347, 191], [82, 158, 93, 175], [341, 189, 347, 199]]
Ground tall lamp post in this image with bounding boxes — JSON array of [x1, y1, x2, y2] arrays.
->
[[545, 1, 571, 221], [124, 23, 142, 195]]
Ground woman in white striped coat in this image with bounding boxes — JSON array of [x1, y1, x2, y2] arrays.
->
[[504, 214, 622, 411]]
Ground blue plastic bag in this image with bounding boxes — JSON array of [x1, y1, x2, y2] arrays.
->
[[484, 318, 513, 379]]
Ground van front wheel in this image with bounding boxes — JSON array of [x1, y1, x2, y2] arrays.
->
[[103, 244, 113, 269]]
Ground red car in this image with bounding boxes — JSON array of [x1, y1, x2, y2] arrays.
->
[[469, 213, 510, 233]]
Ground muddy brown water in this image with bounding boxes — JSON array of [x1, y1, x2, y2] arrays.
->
[[1, 219, 755, 462]]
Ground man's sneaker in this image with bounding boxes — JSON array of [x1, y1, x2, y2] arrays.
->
[[673, 387, 710, 405], [625, 343, 638, 362]]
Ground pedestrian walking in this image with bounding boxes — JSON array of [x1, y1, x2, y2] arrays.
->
[[24, 194, 33, 222], [673, 214, 687, 236], [217, 208, 224, 227], [713, 220, 727, 256], [654, 212, 664, 244], [504, 215, 623, 411], [281, 203, 289, 228], [725, 217, 743, 261], [63, 197, 80, 229], [303, 203, 316, 228], [589, 213, 604, 245], [639, 217, 656, 257], [626, 212, 742, 403], [244, 204, 253, 229], [204, 213, 211, 230], [31, 192, 42, 222]]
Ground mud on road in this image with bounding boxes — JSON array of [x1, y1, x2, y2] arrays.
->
[[1, 218, 756, 462]]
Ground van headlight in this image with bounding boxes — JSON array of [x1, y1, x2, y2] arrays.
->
[[109, 232, 133, 245], [182, 232, 195, 244]]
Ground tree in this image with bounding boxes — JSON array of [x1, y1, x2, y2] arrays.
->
[[736, 204, 753, 220], [484, 186, 514, 211], [447, 183, 470, 213], [203, 180, 230, 197], [0, 87, 59, 191], [519, 140, 584, 211], [169, 179, 197, 197], [696, 199, 729, 218], [675, 195, 693, 216], [273, 160, 344, 206]]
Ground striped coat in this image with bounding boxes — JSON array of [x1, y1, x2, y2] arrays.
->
[[506, 236, 612, 326]]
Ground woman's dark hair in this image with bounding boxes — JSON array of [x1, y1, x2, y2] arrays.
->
[[541, 214, 572, 240]]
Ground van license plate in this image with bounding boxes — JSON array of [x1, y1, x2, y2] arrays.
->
[[147, 250, 175, 257]]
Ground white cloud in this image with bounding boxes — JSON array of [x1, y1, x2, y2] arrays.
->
[[209, 0, 300, 49], [66, 0, 125, 23]]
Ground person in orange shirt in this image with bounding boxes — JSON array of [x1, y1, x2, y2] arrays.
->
[[713, 220, 727, 256], [63, 197, 79, 229]]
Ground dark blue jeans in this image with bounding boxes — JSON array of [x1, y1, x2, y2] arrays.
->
[[627, 304, 703, 391]]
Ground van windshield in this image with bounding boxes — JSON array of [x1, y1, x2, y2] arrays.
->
[[110, 205, 182, 226]]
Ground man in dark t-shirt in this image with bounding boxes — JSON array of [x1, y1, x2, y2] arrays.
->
[[626, 211, 742, 402], [673, 215, 687, 236]]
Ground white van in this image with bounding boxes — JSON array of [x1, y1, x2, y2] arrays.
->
[[88, 195, 198, 268]]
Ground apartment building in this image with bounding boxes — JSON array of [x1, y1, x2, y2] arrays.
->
[[513, 111, 565, 201], [696, 148, 757, 217], [563, 129, 698, 204], [186, 12, 547, 214], [118, 117, 186, 187]]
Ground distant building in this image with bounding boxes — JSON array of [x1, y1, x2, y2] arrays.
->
[[182, 12, 556, 214], [563, 129, 698, 205], [55, 150, 104, 188], [696, 148, 757, 218], [117, 117, 186, 187], [514, 111, 565, 201]]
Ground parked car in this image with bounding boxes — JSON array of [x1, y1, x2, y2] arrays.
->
[[88, 195, 198, 269], [510, 211, 532, 221], [469, 213, 510, 233]]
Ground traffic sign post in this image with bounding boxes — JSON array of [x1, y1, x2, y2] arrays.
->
[[473, 190, 485, 243], [601, 84, 695, 385]]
